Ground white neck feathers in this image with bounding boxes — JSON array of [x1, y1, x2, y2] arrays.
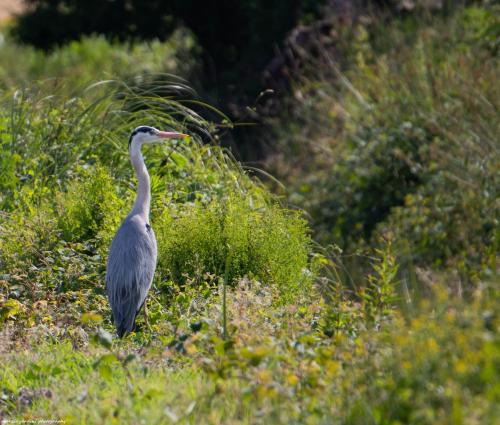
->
[[129, 140, 151, 221]]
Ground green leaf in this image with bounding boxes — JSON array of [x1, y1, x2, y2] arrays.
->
[[0, 299, 22, 321], [170, 151, 188, 169]]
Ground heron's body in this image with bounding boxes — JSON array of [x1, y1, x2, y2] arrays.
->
[[106, 214, 157, 337], [105, 126, 187, 337]]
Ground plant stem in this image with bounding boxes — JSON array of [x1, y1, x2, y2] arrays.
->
[[222, 244, 231, 341]]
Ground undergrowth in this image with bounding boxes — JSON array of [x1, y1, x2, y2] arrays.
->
[[1, 278, 498, 424], [267, 4, 499, 284]]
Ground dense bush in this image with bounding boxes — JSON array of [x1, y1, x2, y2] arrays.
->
[[156, 195, 310, 294], [313, 120, 431, 245], [56, 166, 125, 248], [267, 5, 499, 278]]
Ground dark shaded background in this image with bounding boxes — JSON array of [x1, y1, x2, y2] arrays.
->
[[14, 0, 408, 158]]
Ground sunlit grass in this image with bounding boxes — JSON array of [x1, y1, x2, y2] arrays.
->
[[1, 280, 498, 424]]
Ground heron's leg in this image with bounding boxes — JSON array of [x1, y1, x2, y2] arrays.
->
[[143, 299, 150, 330]]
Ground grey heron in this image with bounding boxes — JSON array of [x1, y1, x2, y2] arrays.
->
[[106, 125, 187, 338]]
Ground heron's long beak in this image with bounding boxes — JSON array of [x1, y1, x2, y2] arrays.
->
[[157, 131, 189, 140]]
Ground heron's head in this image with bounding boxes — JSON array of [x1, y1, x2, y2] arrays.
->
[[128, 126, 188, 149]]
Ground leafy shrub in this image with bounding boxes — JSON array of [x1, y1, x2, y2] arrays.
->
[[268, 5, 499, 278], [156, 194, 311, 296], [380, 164, 499, 280], [0, 85, 123, 212], [313, 120, 431, 246], [56, 165, 125, 249], [0, 203, 59, 276], [95, 135, 313, 298]]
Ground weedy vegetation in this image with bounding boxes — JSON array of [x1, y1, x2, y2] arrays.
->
[[0, 3, 499, 425], [267, 5, 499, 286]]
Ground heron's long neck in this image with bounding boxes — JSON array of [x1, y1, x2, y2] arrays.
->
[[129, 142, 151, 221]]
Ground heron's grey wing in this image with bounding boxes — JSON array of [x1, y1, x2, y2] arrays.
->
[[106, 219, 157, 337]]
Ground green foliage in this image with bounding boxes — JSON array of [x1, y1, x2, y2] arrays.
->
[[156, 194, 311, 295], [320, 120, 430, 245], [0, 86, 122, 211], [1, 276, 498, 424], [141, 137, 312, 297], [0, 31, 198, 90], [0, 202, 59, 275], [0, 201, 105, 300], [0, 57, 312, 312], [56, 165, 125, 248], [383, 168, 498, 278], [362, 242, 399, 323], [269, 4, 499, 278]]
